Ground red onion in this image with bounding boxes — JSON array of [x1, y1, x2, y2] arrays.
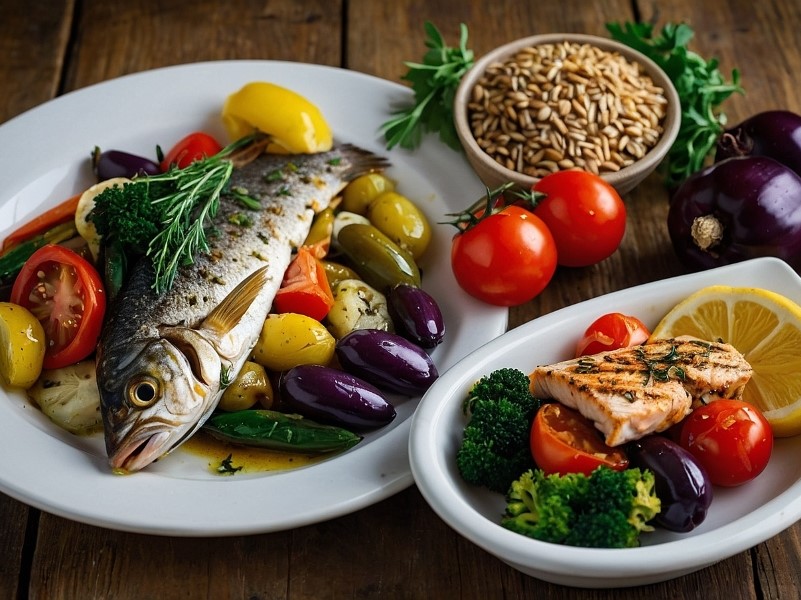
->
[[716, 110, 801, 177], [667, 155, 801, 271]]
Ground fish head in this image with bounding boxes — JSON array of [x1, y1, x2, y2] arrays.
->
[[97, 327, 224, 473]]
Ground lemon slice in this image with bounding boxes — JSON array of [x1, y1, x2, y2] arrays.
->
[[221, 82, 333, 154], [650, 285, 801, 437], [75, 177, 131, 260], [0, 302, 46, 389]]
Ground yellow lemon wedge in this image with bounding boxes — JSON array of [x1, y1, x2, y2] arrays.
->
[[650, 285, 801, 437], [221, 82, 333, 154], [0, 302, 46, 389], [75, 177, 131, 261]]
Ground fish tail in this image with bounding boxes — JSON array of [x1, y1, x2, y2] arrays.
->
[[339, 144, 391, 181]]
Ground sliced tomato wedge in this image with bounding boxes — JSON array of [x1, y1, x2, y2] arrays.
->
[[1, 194, 81, 254], [530, 402, 629, 476], [160, 131, 223, 171], [10, 245, 106, 369], [273, 246, 335, 321], [575, 312, 650, 357]]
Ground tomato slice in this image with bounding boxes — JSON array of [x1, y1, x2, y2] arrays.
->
[[531, 402, 629, 476], [10, 245, 106, 369], [160, 131, 223, 171], [679, 399, 773, 487], [575, 312, 651, 357], [273, 246, 335, 321]]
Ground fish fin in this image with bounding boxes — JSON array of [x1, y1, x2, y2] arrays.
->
[[339, 144, 392, 182], [201, 266, 271, 335]]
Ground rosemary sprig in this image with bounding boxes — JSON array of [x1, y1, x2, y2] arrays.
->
[[381, 21, 474, 151], [92, 135, 256, 294]]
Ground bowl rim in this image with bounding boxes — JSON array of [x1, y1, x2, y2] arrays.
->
[[453, 32, 681, 191]]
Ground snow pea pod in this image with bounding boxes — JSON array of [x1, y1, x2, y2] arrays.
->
[[203, 409, 361, 453]]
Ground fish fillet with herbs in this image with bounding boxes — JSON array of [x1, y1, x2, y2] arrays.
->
[[529, 335, 753, 446], [95, 144, 387, 473]]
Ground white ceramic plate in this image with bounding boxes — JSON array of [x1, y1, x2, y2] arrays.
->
[[0, 61, 508, 536], [410, 257, 801, 588]]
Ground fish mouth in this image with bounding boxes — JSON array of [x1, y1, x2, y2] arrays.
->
[[108, 430, 174, 474]]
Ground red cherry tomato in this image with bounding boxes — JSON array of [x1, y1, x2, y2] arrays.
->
[[530, 402, 629, 476], [450, 205, 557, 306], [160, 132, 223, 171], [532, 171, 626, 267], [678, 399, 773, 487], [575, 312, 651, 357], [11, 245, 106, 369], [273, 246, 335, 321]]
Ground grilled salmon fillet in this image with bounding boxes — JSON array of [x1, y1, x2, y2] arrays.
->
[[529, 335, 753, 446]]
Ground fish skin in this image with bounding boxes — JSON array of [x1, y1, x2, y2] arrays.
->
[[96, 145, 388, 473], [529, 335, 753, 446]]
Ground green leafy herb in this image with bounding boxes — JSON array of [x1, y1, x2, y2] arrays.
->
[[217, 453, 242, 475], [381, 21, 474, 151], [91, 136, 255, 293], [606, 21, 744, 188]]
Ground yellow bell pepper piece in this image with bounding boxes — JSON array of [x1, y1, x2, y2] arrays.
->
[[222, 82, 333, 154]]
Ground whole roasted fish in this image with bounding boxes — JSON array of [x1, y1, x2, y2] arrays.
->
[[96, 144, 388, 473]]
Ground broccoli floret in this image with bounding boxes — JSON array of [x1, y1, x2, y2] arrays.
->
[[501, 466, 661, 549], [456, 368, 540, 493]]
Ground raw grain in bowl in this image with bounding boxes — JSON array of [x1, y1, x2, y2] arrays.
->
[[454, 34, 681, 194]]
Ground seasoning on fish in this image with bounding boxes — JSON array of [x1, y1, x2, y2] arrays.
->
[[529, 335, 753, 446], [96, 144, 389, 473]]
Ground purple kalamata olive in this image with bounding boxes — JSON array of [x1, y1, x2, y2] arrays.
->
[[279, 364, 395, 430], [335, 328, 438, 396], [716, 110, 801, 177], [387, 284, 445, 348], [628, 436, 713, 533], [92, 147, 161, 181], [667, 155, 801, 271]]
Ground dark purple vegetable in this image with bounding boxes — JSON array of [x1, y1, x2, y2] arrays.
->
[[667, 156, 801, 271], [627, 436, 712, 533], [92, 146, 161, 181], [335, 328, 438, 396], [279, 364, 396, 430], [716, 110, 801, 177], [387, 283, 445, 348]]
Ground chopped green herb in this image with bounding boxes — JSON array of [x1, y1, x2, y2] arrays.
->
[[228, 186, 261, 210], [217, 454, 242, 475], [228, 213, 254, 227]]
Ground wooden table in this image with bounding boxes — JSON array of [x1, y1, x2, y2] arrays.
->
[[2, 0, 800, 597]]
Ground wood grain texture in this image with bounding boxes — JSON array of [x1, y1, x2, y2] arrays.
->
[[2, 0, 801, 597]]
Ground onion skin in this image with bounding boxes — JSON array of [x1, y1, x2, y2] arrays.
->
[[715, 110, 801, 177], [667, 156, 801, 271]]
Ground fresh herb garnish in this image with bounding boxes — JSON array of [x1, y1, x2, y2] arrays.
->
[[381, 21, 474, 151], [217, 453, 242, 475], [229, 186, 261, 210], [606, 21, 744, 189], [91, 136, 255, 293]]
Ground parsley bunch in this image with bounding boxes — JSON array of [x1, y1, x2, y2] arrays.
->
[[606, 21, 744, 189], [381, 21, 474, 151]]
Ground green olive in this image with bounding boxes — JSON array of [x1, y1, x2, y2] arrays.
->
[[341, 173, 396, 214], [326, 279, 393, 339], [321, 260, 361, 288], [303, 207, 335, 247], [366, 191, 432, 260], [252, 313, 336, 372], [336, 223, 421, 291], [219, 361, 274, 411]]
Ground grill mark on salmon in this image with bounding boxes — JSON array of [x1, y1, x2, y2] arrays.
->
[[529, 335, 753, 446]]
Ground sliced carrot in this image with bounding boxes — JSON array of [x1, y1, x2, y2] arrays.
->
[[2, 193, 82, 254], [273, 246, 335, 321]]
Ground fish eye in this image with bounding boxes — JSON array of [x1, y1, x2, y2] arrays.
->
[[128, 377, 159, 407]]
